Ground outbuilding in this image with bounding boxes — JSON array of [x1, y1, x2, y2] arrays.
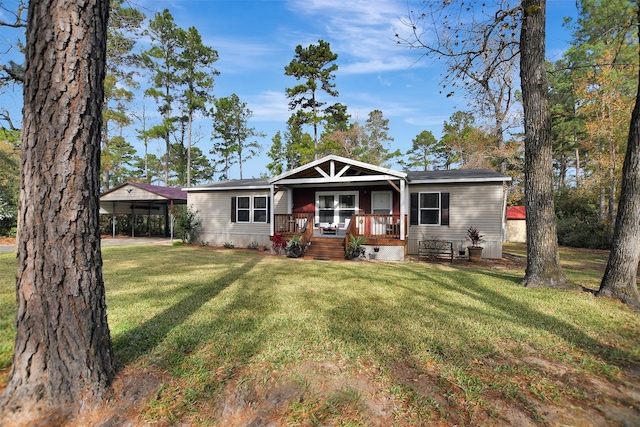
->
[[100, 182, 187, 238]]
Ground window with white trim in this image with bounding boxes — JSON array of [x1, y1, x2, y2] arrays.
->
[[236, 196, 250, 222], [419, 192, 440, 225], [253, 196, 267, 223]]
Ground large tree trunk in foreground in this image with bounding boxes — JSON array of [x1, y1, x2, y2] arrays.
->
[[598, 7, 640, 311], [520, 0, 568, 288], [0, 0, 115, 424]]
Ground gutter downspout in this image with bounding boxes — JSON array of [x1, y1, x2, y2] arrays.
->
[[270, 184, 275, 237], [502, 182, 509, 243], [400, 179, 406, 241]]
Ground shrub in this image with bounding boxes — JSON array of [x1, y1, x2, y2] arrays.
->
[[286, 235, 304, 258], [555, 190, 610, 249], [270, 233, 286, 254], [345, 234, 366, 259], [175, 205, 202, 244]]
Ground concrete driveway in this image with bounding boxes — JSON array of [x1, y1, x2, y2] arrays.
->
[[0, 237, 174, 253]]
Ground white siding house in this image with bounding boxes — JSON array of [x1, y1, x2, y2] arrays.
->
[[184, 156, 511, 260]]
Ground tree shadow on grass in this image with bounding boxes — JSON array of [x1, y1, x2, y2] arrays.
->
[[112, 256, 261, 368], [409, 266, 639, 366]]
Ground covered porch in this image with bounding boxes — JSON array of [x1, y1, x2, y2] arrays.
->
[[270, 156, 407, 234]]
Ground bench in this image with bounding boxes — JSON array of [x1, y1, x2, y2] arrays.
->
[[418, 240, 453, 263]]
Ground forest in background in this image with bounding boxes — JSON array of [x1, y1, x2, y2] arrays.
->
[[0, 0, 636, 250]]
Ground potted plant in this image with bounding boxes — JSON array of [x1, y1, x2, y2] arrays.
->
[[458, 241, 466, 257], [466, 227, 484, 262], [345, 234, 366, 260], [286, 235, 304, 258]]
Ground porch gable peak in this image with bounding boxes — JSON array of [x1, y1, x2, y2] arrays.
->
[[269, 155, 406, 185]]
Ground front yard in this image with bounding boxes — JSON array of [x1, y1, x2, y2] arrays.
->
[[0, 243, 638, 425]]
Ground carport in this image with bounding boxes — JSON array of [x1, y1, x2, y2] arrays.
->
[[100, 182, 187, 238]]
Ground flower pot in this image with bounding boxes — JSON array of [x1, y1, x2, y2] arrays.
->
[[468, 246, 483, 262]]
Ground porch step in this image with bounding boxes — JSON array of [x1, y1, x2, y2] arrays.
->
[[305, 236, 345, 260]]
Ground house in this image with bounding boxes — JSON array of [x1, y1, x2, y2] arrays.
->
[[506, 205, 526, 243], [185, 155, 511, 260]]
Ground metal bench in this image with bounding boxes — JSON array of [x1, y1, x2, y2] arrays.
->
[[418, 240, 453, 263]]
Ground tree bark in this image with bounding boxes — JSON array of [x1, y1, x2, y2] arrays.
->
[[0, 0, 115, 424], [520, 0, 568, 288], [598, 6, 640, 310]]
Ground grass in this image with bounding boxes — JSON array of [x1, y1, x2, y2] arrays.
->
[[0, 243, 639, 425]]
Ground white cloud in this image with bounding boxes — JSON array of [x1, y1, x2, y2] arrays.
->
[[286, 0, 420, 75], [246, 90, 290, 122]]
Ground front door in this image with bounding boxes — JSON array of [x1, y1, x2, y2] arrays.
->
[[372, 191, 392, 215], [316, 191, 358, 229], [371, 191, 392, 235]]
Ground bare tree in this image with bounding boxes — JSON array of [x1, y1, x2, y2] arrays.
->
[[397, 0, 519, 174], [397, 0, 566, 288], [0, 0, 115, 424]]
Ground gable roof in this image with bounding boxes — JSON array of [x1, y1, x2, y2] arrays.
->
[[270, 155, 406, 185], [506, 206, 526, 220], [101, 182, 187, 201], [183, 158, 512, 192], [406, 169, 511, 184]]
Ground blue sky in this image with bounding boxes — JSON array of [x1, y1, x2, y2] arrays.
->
[[0, 0, 579, 180]]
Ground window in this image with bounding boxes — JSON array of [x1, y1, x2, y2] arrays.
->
[[410, 192, 449, 226], [231, 195, 270, 223], [338, 194, 356, 223], [253, 196, 267, 223], [236, 196, 250, 222], [318, 195, 335, 224], [419, 192, 440, 225]]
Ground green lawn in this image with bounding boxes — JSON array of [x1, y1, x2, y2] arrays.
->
[[0, 244, 638, 425]]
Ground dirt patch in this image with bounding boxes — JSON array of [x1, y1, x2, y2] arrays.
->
[[3, 352, 639, 426], [75, 367, 166, 427]]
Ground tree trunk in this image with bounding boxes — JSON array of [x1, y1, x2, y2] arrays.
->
[[0, 0, 115, 424], [575, 145, 580, 188], [598, 6, 640, 310], [520, 0, 568, 288]]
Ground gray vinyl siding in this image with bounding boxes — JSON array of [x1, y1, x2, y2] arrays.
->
[[188, 189, 288, 247], [407, 182, 505, 259]]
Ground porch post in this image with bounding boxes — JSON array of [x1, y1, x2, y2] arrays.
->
[[270, 184, 275, 236], [400, 179, 406, 241]]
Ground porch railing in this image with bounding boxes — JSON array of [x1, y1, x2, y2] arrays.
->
[[344, 214, 406, 247], [274, 213, 314, 252], [274, 213, 314, 235]]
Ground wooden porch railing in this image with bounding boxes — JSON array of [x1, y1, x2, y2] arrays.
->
[[274, 213, 314, 248], [344, 214, 407, 247], [274, 213, 313, 234]]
